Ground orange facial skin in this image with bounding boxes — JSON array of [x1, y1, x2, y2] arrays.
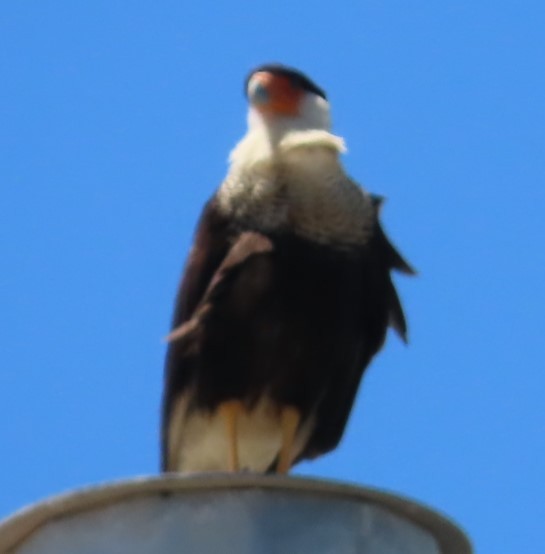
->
[[249, 71, 303, 117]]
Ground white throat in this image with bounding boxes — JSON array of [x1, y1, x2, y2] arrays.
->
[[218, 92, 373, 247], [229, 93, 345, 168]]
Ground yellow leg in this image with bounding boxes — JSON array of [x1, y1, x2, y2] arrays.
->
[[276, 406, 301, 474], [218, 400, 243, 472]]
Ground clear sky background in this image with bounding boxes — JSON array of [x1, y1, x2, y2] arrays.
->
[[1, 2, 544, 553]]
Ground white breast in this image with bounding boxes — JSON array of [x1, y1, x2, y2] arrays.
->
[[218, 131, 374, 247]]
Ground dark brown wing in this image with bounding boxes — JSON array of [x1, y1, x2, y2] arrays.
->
[[169, 199, 233, 330], [295, 204, 414, 462], [161, 209, 274, 469], [161, 198, 232, 470]]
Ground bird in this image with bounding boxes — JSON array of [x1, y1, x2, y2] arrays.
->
[[161, 64, 414, 475]]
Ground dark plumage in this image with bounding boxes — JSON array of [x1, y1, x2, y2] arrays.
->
[[161, 65, 413, 474]]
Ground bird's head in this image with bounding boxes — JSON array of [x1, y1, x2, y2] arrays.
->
[[229, 64, 343, 167], [244, 64, 331, 135]]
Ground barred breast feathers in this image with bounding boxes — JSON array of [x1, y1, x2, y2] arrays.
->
[[218, 129, 375, 247]]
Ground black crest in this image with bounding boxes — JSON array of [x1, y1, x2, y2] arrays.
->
[[245, 63, 327, 100]]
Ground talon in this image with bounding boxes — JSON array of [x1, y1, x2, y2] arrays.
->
[[277, 406, 301, 474], [218, 400, 244, 472]]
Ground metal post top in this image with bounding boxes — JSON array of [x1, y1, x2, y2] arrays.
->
[[0, 474, 472, 554]]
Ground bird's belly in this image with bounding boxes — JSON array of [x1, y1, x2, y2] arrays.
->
[[175, 395, 313, 473]]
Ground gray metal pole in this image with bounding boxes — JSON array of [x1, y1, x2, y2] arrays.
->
[[0, 475, 472, 553]]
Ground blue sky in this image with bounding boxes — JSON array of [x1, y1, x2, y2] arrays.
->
[[1, 2, 544, 552]]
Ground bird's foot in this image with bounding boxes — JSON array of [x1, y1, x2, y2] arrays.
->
[[218, 400, 244, 472], [276, 405, 301, 474]]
